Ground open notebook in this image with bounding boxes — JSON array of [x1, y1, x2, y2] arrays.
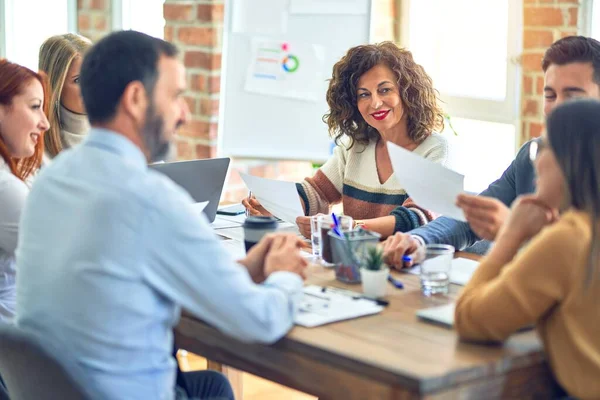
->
[[295, 285, 384, 328]]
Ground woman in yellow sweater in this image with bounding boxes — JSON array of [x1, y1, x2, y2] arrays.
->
[[455, 99, 600, 399]]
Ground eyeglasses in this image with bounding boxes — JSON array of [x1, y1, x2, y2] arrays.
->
[[529, 139, 548, 162]]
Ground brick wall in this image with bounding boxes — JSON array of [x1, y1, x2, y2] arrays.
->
[[521, 0, 580, 142], [77, 0, 112, 42]]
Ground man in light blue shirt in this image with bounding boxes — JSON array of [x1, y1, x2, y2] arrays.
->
[[16, 31, 307, 400]]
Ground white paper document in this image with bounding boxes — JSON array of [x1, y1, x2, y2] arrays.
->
[[295, 285, 384, 328], [220, 239, 247, 260], [211, 215, 243, 230], [449, 257, 480, 285], [239, 172, 304, 224], [387, 142, 466, 221], [407, 257, 480, 286], [232, 0, 289, 35], [289, 0, 368, 15], [245, 38, 325, 102]]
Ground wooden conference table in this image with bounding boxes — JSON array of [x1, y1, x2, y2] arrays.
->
[[175, 224, 561, 399]]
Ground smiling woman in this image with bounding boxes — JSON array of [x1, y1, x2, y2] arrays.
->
[[0, 58, 49, 322], [243, 42, 450, 240]]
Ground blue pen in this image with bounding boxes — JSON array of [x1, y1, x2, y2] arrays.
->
[[387, 274, 404, 289], [331, 212, 342, 237], [402, 255, 412, 263]]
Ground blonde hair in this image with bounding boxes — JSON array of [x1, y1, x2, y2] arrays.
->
[[38, 33, 92, 158]]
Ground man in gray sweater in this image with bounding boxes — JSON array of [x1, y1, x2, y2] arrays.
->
[[383, 36, 600, 267]]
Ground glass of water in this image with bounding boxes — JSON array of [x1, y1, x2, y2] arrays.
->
[[310, 215, 321, 262], [420, 244, 454, 296]]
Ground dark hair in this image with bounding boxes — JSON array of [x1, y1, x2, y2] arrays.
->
[[546, 98, 600, 286], [0, 59, 49, 180], [542, 36, 600, 86], [80, 30, 178, 124], [324, 42, 444, 149]]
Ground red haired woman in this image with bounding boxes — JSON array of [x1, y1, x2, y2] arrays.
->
[[0, 59, 49, 322]]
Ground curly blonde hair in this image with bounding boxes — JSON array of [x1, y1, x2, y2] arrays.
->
[[324, 42, 444, 149]]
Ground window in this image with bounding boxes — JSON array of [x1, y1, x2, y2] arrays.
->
[[113, 0, 165, 39], [0, 0, 76, 70], [592, 0, 600, 40], [398, 0, 521, 193]]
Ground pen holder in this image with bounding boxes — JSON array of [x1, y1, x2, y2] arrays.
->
[[328, 229, 381, 284]]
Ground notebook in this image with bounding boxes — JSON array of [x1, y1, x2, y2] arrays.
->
[[295, 285, 384, 328], [407, 257, 480, 286]]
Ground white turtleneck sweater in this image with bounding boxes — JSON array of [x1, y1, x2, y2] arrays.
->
[[59, 104, 90, 149], [43, 105, 90, 166]]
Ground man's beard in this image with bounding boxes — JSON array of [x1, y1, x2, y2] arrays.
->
[[142, 102, 171, 163]]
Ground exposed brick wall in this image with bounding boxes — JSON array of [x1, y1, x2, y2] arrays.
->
[[521, 0, 581, 142], [164, 0, 222, 161], [77, 0, 112, 42]]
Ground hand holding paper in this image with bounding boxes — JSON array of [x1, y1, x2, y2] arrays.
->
[[387, 142, 466, 221], [240, 172, 305, 224]]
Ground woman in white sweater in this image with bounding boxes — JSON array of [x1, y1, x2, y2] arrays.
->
[[39, 33, 92, 162], [0, 59, 49, 322], [244, 42, 449, 239]]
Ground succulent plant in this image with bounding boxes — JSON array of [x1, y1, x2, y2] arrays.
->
[[363, 245, 385, 271]]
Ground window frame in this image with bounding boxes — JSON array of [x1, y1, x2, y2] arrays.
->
[[579, 0, 598, 38], [0, 0, 77, 60], [396, 0, 523, 126]]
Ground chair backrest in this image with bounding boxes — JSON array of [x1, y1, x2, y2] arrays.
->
[[0, 323, 100, 400]]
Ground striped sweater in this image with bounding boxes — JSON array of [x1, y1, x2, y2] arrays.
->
[[297, 134, 449, 232]]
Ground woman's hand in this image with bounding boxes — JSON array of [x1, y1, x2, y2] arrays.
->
[[499, 194, 559, 243], [241, 196, 272, 217]]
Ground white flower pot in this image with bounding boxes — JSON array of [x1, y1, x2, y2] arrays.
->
[[361, 267, 389, 298]]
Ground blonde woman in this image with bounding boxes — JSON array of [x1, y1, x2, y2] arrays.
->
[[38, 33, 92, 161]]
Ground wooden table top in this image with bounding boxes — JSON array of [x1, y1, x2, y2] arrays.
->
[[177, 249, 560, 398]]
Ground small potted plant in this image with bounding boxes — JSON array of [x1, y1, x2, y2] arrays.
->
[[360, 245, 389, 298]]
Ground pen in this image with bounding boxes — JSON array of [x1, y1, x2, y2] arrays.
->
[[402, 255, 412, 263], [387, 274, 404, 289], [245, 191, 252, 217]]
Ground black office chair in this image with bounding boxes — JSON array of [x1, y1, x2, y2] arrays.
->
[[0, 324, 101, 400]]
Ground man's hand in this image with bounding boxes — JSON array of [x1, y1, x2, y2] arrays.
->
[[381, 232, 424, 270], [264, 234, 308, 279], [456, 194, 510, 241], [240, 233, 308, 283]]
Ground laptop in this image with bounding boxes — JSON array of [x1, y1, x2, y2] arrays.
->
[[150, 158, 230, 223]]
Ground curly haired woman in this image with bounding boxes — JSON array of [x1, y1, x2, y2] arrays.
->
[[244, 42, 450, 238]]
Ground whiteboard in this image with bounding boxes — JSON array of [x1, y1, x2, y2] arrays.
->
[[218, 0, 372, 163]]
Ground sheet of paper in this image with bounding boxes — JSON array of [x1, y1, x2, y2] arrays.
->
[[295, 285, 384, 328], [219, 238, 247, 260], [191, 201, 209, 214], [449, 257, 479, 286], [211, 215, 243, 230], [289, 0, 368, 14], [406, 257, 480, 286], [245, 38, 325, 102], [232, 0, 289, 35], [387, 142, 466, 221], [239, 172, 304, 224]]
